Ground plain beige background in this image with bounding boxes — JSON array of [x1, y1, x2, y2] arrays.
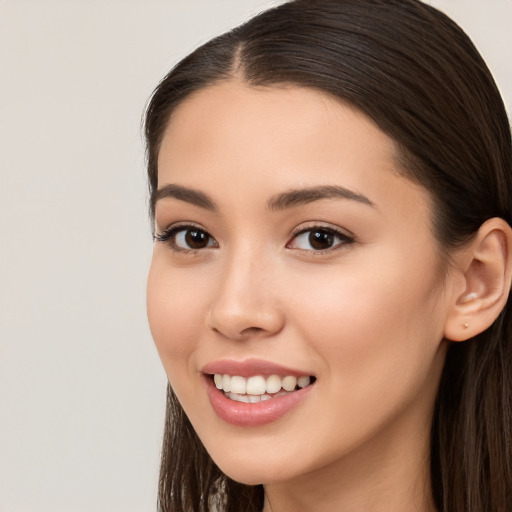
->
[[0, 1, 510, 511]]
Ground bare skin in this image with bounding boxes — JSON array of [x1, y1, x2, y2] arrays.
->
[[147, 80, 512, 512]]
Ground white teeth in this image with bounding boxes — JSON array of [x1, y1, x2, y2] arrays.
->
[[282, 376, 297, 392], [246, 375, 266, 395], [229, 375, 246, 394], [214, 374, 223, 389], [222, 374, 231, 392], [227, 393, 251, 403], [227, 392, 280, 403], [265, 375, 282, 394], [297, 376, 311, 388], [213, 373, 313, 398]]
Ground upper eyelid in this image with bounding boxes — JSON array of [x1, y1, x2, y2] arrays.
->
[[286, 224, 355, 253], [154, 221, 211, 239], [290, 222, 354, 238], [154, 221, 353, 246], [154, 222, 216, 245], [155, 224, 218, 253], [156, 220, 205, 232]]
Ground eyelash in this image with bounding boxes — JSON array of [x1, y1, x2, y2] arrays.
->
[[287, 223, 355, 254], [154, 223, 217, 254], [154, 223, 355, 254]]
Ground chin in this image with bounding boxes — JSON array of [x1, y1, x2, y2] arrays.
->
[[224, 471, 266, 486], [217, 465, 281, 486], [206, 447, 303, 486]]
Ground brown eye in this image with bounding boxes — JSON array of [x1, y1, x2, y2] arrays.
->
[[172, 227, 217, 250], [308, 230, 335, 250], [288, 226, 353, 252], [183, 229, 211, 249], [155, 225, 217, 251]]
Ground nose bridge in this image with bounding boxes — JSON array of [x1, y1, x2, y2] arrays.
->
[[207, 242, 283, 340]]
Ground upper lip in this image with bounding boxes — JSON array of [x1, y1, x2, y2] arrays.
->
[[201, 358, 314, 378]]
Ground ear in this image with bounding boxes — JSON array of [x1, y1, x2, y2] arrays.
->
[[444, 218, 512, 342]]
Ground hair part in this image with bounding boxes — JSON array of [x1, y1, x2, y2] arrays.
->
[[144, 1, 512, 510]]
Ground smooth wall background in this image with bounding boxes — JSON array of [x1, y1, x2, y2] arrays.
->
[[0, 1, 510, 511]]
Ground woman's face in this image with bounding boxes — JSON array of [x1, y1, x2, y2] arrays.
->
[[147, 82, 453, 486]]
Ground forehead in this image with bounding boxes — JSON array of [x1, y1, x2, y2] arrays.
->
[[158, 80, 401, 183]]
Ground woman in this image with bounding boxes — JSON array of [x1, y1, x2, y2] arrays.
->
[[144, 0, 512, 510]]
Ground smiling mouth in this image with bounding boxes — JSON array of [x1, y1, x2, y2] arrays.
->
[[210, 373, 316, 403]]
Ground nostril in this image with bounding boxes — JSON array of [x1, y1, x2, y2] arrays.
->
[[210, 325, 267, 342], [239, 326, 265, 336]]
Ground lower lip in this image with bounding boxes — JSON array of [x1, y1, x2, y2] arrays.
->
[[204, 376, 314, 427]]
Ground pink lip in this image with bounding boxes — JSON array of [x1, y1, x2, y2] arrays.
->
[[204, 376, 314, 427], [201, 358, 313, 378], [201, 358, 315, 427]]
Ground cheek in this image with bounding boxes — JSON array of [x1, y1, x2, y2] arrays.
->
[[277, 258, 446, 464], [289, 252, 445, 393], [146, 257, 209, 379]]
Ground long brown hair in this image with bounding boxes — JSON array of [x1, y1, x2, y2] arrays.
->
[[144, 1, 512, 510]]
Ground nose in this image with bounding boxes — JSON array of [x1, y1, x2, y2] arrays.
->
[[205, 251, 285, 341]]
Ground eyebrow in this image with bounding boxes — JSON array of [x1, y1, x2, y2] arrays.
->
[[153, 183, 374, 212], [268, 185, 375, 211], [154, 184, 217, 210]]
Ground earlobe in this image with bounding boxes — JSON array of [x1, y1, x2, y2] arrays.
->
[[444, 218, 512, 342]]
